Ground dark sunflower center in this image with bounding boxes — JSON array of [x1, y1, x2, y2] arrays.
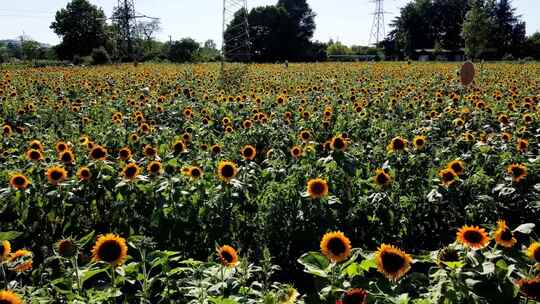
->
[[376, 173, 389, 184], [534, 248, 540, 262], [415, 139, 424, 146], [221, 165, 235, 178], [310, 182, 325, 195], [451, 164, 463, 173], [381, 251, 405, 273], [150, 164, 160, 172], [62, 153, 72, 162], [92, 149, 105, 159], [98, 240, 121, 263], [126, 166, 137, 177], [302, 132, 309, 140], [14, 176, 25, 185], [463, 230, 483, 244], [439, 249, 459, 262], [293, 148, 300, 155], [174, 143, 184, 152], [221, 251, 233, 263], [81, 170, 90, 178], [191, 169, 201, 177], [243, 148, 254, 158], [51, 170, 63, 181], [512, 167, 525, 177], [520, 280, 540, 299], [333, 138, 345, 149], [0, 299, 12, 304], [58, 144, 67, 151], [500, 228, 513, 241], [327, 237, 346, 255], [442, 171, 455, 181], [145, 148, 156, 156], [0, 245, 4, 255], [393, 139, 404, 150], [343, 290, 367, 304], [120, 150, 129, 158], [30, 151, 40, 159]]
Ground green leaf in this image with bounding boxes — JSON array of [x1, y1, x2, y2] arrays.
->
[[358, 257, 377, 271], [80, 268, 108, 285], [297, 252, 330, 278], [0, 231, 22, 241]]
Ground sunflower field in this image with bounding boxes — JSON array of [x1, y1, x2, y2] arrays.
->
[[0, 62, 539, 303]]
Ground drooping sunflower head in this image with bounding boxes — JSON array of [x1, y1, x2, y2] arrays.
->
[[290, 146, 303, 158], [516, 277, 540, 300], [341, 288, 368, 304], [29, 139, 43, 151], [0, 290, 23, 304], [46, 166, 68, 185], [56, 238, 78, 258], [306, 178, 329, 199], [76, 166, 92, 181], [447, 160, 465, 176], [375, 244, 412, 282], [189, 166, 203, 179], [122, 163, 140, 180], [412, 135, 427, 150], [0, 240, 11, 260], [9, 173, 30, 190], [26, 149, 43, 161], [374, 169, 392, 187], [91, 234, 128, 267], [59, 150, 75, 164], [9, 249, 33, 272], [387, 137, 407, 152], [456, 225, 490, 249], [90, 145, 107, 160], [517, 139, 528, 152], [494, 220, 517, 249], [527, 242, 540, 263], [436, 246, 460, 267], [147, 161, 162, 176], [217, 245, 238, 267], [507, 163, 527, 183], [240, 145, 256, 160], [217, 161, 237, 182], [320, 231, 352, 263], [331, 136, 347, 151], [438, 168, 458, 187]]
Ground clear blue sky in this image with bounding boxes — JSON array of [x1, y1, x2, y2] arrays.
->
[[0, 0, 539, 46]]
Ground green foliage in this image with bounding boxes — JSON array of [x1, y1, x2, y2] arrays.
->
[[462, 0, 492, 59], [167, 38, 200, 63], [90, 47, 111, 65]]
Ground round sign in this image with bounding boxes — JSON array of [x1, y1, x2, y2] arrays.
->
[[460, 61, 475, 86]]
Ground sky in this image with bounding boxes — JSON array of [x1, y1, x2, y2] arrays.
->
[[0, 0, 539, 47]]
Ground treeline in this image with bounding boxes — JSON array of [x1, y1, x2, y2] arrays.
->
[[384, 0, 540, 60]]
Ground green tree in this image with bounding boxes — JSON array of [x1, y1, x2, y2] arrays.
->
[[197, 40, 220, 62], [21, 40, 41, 60], [50, 0, 108, 60], [168, 38, 199, 63], [327, 41, 352, 56], [462, 0, 491, 59], [277, 0, 316, 61]]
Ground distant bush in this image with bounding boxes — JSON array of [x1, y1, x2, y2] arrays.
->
[[91, 47, 111, 65]]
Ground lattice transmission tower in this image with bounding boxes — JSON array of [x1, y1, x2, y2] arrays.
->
[[369, 0, 387, 46], [111, 0, 159, 61]]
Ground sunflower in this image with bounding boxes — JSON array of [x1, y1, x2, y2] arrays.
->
[[217, 245, 238, 267], [29, 139, 43, 151], [9, 249, 33, 272], [438, 168, 458, 187], [320, 231, 352, 263], [290, 146, 303, 158], [91, 234, 128, 267], [217, 161, 237, 182], [278, 286, 299, 304], [375, 244, 412, 281], [46, 166, 68, 185], [55, 141, 69, 153], [447, 160, 465, 176], [517, 139, 528, 152], [387, 137, 407, 152], [299, 130, 311, 142], [331, 136, 347, 151], [507, 163, 527, 183], [0, 240, 11, 260], [243, 119, 252, 129], [306, 178, 329, 199], [143, 145, 157, 158], [501, 132, 512, 142], [456, 225, 490, 249], [494, 220, 516, 249], [26, 149, 43, 161], [373, 169, 391, 187], [9, 173, 30, 190], [527, 242, 540, 264], [173, 140, 186, 153], [56, 238, 77, 258], [516, 277, 540, 300], [90, 145, 107, 160], [147, 161, 162, 176], [189, 166, 203, 179], [122, 163, 140, 180], [59, 150, 75, 164], [436, 246, 460, 267], [412, 135, 427, 150], [211, 144, 221, 155], [76, 166, 92, 181], [118, 147, 132, 160], [340, 288, 368, 304], [240, 145, 256, 160], [0, 290, 23, 304]]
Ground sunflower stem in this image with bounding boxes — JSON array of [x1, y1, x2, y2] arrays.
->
[[72, 256, 82, 297], [221, 265, 226, 297], [1, 263, 7, 289]]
